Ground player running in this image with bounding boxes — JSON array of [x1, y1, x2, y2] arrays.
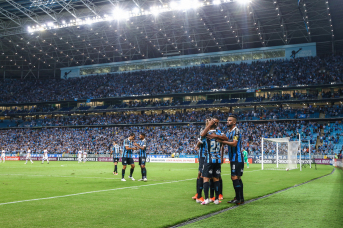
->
[[83, 150, 87, 163], [41, 149, 49, 164], [218, 114, 245, 205], [134, 133, 148, 182], [1, 149, 5, 163], [78, 149, 83, 163], [25, 149, 33, 164], [112, 141, 121, 175], [121, 133, 137, 181], [243, 148, 249, 168], [200, 117, 228, 205]]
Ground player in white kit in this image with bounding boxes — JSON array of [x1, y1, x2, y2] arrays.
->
[[1, 150, 5, 163], [83, 151, 87, 163], [25, 149, 33, 164], [41, 149, 49, 164], [78, 150, 83, 163]]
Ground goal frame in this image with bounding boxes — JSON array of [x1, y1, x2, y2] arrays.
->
[[261, 135, 301, 171]]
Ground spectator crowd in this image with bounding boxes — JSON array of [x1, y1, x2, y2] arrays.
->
[[0, 55, 342, 104]]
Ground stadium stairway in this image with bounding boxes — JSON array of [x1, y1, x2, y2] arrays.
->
[[319, 113, 326, 118], [190, 101, 198, 106]]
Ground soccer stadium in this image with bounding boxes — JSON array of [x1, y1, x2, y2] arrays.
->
[[0, 0, 342, 227]]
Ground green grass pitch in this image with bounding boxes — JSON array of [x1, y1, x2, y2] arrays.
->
[[0, 161, 336, 228]]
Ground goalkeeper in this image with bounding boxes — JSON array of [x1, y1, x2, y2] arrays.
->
[[243, 149, 249, 168]]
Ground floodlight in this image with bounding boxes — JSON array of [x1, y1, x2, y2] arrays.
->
[[239, 0, 251, 4], [213, 0, 221, 5], [113, 8, 130, 20], [132, 7, 140, 14], [150, 7, 160, 16], [170, 1, 179, 9]]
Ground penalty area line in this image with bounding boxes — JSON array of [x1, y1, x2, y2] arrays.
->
[[169, 168, 336, 228]]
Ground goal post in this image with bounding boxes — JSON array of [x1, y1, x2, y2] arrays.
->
[[261, 137, 300, 170]]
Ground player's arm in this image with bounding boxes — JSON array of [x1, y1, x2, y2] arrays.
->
[[200, 119, 216, 137], [220, 144, 224, 164], [206, 134, 228, 141], [195, 140, 202, 150], [218, 130, 239, 147], [134, 142, 146, 150], [125, 142, 137, 150]]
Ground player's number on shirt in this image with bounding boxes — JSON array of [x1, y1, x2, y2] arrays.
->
[[210, 141, 220, 153]]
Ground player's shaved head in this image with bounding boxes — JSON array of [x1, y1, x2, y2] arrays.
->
[[227, 114, 237, 129]]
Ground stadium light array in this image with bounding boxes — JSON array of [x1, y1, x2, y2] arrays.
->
[[26, 0, 250, 33]]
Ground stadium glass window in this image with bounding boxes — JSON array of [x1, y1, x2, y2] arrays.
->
[[136, 64, 144, 70], [111, 66, 119, 72], [253, 52, 264, 60], [184, 58, 201, 66], [119, 65, 128, 72], [145, 62, 162, 69], [241, 52, 252, 61], [210, 56, 221, 63], [165, 60, 182, 67], [128, 65, 136, 71], [200, 58, 210, 64], [264, 49, 285, 59]]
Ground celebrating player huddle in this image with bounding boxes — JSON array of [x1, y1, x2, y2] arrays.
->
[[193, 114, 245, 206]]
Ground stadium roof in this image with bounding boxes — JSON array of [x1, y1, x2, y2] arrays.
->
[[0, 0, 342, 78]]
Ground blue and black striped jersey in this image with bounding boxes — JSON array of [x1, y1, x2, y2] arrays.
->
[[138, 139, 147, 157], [198, 130, 206, 159], [122, 138, 134, 158], [204, 129, 222, 164], [112, 144, 121, 158], [226, 127, 243, 163]]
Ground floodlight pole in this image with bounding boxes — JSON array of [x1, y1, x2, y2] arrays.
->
[[261, 137, 264, 170], [276, 142, 279, 168]]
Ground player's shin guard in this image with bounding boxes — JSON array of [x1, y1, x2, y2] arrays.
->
[[142, 168, 146, 179], [203, 181, 209, 200], [130, 168, 134, 177], [197, 178, 203, 199], [219, 179, 223, 195], [214, 181, 220, 200], [233, 179, 241, 201], [239, 179, 244, 201], [122, 169, 125, 179], [210, 179, 215, 198]]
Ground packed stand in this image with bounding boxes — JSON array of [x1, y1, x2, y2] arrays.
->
[[0, 55, 342, 104]]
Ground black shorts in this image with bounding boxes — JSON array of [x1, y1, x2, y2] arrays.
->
[[202, 162, 221, 179], [122, 157, 134, 165], [113, 158, 119, 163], [198, 157, 205, 174], [230, 161, 244, 177], [139, 157, 146, 166]]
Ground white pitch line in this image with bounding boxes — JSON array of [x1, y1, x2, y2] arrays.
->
[[0, 174, 113, 179], [0, 170, 260, 206]]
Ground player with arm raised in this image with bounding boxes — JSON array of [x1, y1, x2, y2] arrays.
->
[[134, 133, 148, 182], [1, 149, 5, 163], [111, 141, 121, 175], [121, 133, 137, 182], [218, 114, 245, 205], [41, 149, 49, 164], [201, 117, 228, 205]]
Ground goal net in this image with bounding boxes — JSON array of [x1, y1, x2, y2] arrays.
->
[[261, 137, 299, 170]]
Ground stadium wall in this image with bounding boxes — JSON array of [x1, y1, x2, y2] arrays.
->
[[61, 43, 316, 78]]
